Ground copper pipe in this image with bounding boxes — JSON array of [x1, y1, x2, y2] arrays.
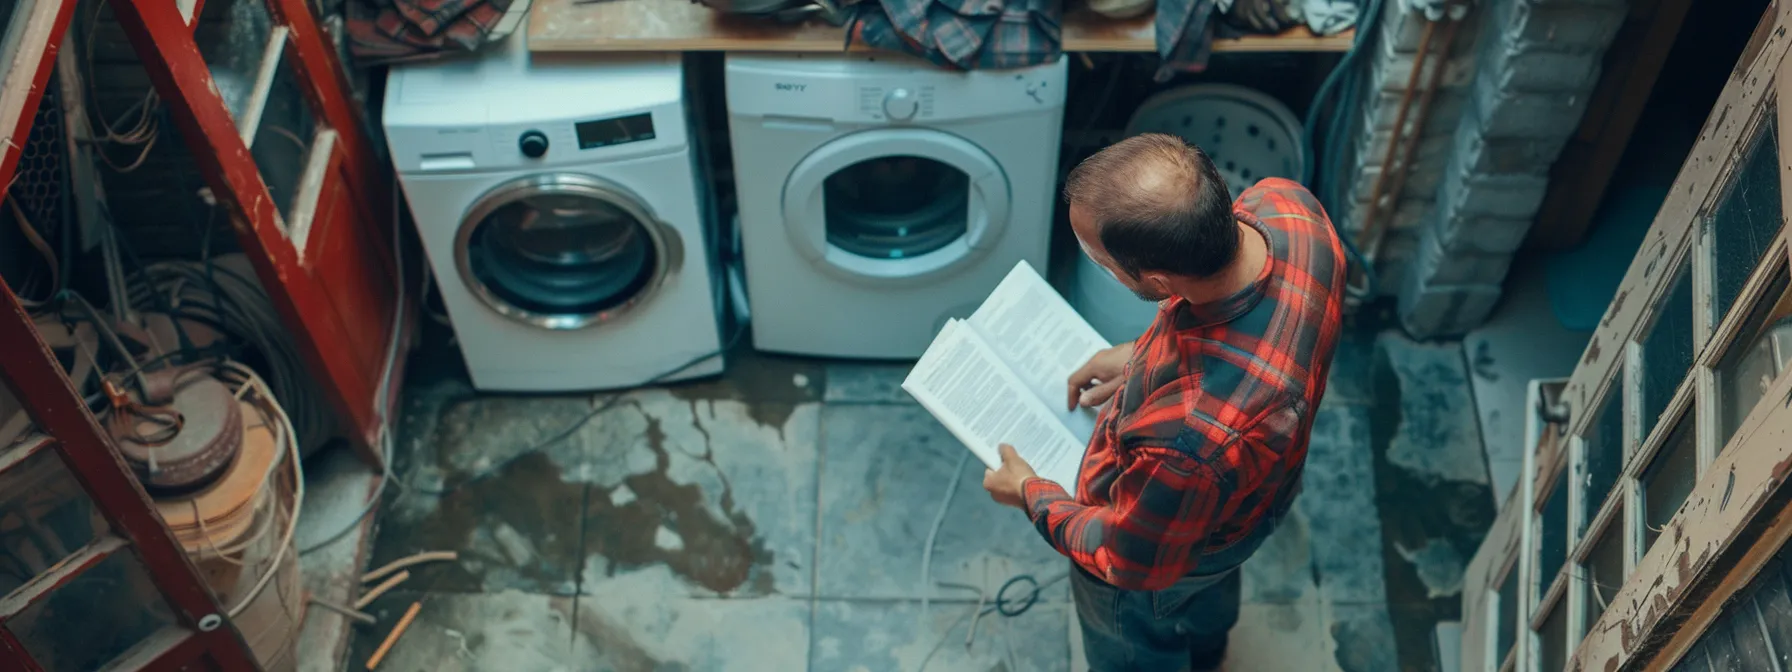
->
[[354, 569, 411, 610], [1354, 18, 1438, 251], [361, 550, 457, 583], [1374, 14, 1465, 260], [309, 596, 377, 626], [366, 601, 421, 670]]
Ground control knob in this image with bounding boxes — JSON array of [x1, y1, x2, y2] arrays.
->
[[883, 88, 919, 121], [518, 130, 550, 158]]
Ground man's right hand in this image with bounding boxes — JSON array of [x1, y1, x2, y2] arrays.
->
[[1066, 343, 1135, 411]]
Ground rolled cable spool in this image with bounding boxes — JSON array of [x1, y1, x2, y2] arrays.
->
[[110, 365, 244, 495], [155, 397, 276, 558], [155, 364, 304, 672]]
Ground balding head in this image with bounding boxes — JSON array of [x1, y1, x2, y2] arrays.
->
[[1064, 133, 1236, 280]]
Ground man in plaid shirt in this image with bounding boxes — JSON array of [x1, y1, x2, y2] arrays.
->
[[982, 133, 1345, 670]]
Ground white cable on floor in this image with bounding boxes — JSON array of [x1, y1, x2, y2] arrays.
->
[[219, 361, 304, 619], [297, 176, 406, 555], [919, 451, 970, 627]]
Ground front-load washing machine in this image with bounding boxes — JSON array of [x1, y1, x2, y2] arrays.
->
[[725, 53, 1067, 359], [385, 37, 723, 391]]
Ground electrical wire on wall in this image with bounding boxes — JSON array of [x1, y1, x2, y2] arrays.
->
[[1302, 0, 1387, 302], [82, 0, 161, 174]]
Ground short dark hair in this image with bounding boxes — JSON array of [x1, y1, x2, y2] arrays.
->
[[1063, 133, 1236, 279]]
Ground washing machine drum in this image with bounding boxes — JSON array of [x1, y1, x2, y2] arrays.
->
[[822, 156, 969, 259], [466, 193, 656, 318]]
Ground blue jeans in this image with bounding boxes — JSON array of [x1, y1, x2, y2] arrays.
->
[[1070, 514, 1282, 671]]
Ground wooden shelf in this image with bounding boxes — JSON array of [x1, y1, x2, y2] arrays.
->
[[526, 0, 1354, 54]]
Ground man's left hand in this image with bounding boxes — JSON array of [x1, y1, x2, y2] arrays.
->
[[982, 444, 1039, 511]]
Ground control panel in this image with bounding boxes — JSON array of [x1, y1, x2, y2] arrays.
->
[[725, 55, 1069, 124], [511, 112, 660, 160], [857, 85, 935, 122]]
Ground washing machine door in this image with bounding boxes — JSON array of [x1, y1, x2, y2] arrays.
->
[[454, 173, 684, 330], [782, 128, 1011, 284]]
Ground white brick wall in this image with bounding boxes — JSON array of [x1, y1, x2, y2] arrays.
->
[[1336, 0, 1629, 337]]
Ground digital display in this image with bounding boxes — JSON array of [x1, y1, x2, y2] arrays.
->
[[575, 113, 656, 150]]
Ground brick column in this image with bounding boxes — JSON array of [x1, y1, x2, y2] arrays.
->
[[1338, 0, 1627, 338]]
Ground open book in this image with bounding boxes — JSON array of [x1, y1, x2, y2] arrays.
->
[[901, 261, 1113, 488]]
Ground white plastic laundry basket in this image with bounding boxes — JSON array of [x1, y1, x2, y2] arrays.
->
[[1071, 85, 1307, 344]]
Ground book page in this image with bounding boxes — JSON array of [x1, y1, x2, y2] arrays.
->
[[902, 320, 1084, 488], [966, 261, 1111, 442]]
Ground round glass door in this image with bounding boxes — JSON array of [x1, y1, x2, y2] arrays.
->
[[823, 156, 970, 259], [455, 174, 681, 329], [783, 129, 1010, 284]]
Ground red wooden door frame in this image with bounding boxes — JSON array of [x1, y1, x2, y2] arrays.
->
[[3, 9, 261, 665], [105, 0, 409, 468]]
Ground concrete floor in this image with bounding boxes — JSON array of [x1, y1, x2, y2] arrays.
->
[[1463, 261, 1594, 508], [293, 308, 1502, 672]]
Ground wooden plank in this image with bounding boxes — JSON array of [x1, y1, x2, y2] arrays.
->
[[0, 535, 126, 619], [526, 0, 1353, 54], [1526, 0, 1696, 251], [0, 433, 54, 476], [1642, 497, 1792, 672]]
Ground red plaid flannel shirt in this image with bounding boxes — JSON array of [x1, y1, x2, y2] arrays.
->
[[1022, 178, 1346, 591]]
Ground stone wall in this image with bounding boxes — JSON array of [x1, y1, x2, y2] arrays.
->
[[1338, 0, 1627, 338]]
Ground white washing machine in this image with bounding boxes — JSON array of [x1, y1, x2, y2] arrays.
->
[[384, 37, 724, 391], [725, 53, 1068, 359]]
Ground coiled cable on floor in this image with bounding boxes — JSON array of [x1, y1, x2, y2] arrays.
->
[[126, 258, 333, 458], [300, 176, 409, 556], [214, 361, 305, 619], [917, 570, 1072, 672], [914, 450, 1072, 672]]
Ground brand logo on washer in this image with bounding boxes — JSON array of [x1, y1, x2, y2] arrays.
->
[[774, 83, 807, 92]]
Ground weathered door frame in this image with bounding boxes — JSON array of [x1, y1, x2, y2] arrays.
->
[[2, 1, 261, 667], [1460, 3, 1792, 670], [107, 0, 410, 469]]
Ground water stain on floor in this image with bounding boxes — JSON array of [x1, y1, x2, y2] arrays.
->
[[581, 408, 775, 596], [1369, 338, 1498, 672], [377, 452, 588, 594], [663, 348, 825, 431]]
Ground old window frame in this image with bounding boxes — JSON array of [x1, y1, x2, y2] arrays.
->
[[1463, 5, 1792, 672]]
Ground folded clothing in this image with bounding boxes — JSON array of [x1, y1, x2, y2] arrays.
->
[[1302, 0, 1357, 35], [847, 0, 1062, 70], [1151, 0, 1218, 81], [346, 0, 527, 63]]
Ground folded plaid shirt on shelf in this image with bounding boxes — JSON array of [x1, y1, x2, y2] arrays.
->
[[345, 0, 526, 63], [847, 0, 1063, 70]]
